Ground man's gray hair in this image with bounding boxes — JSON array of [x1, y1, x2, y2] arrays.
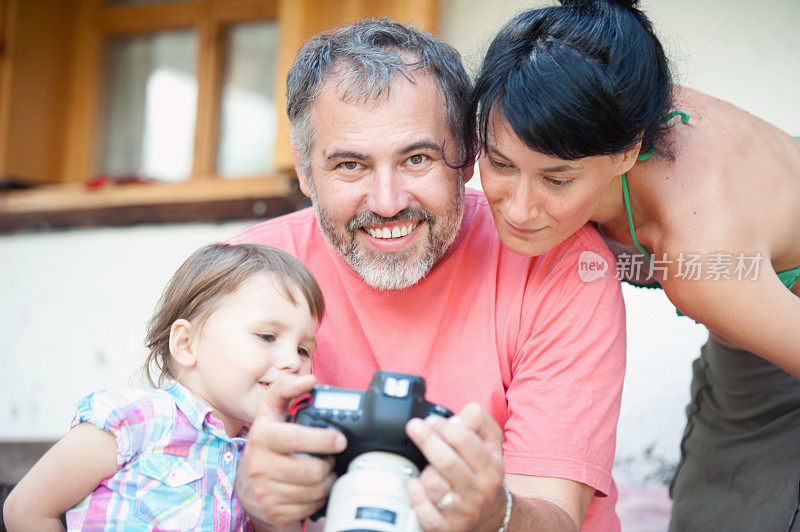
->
[[286, 17, 472, 177]]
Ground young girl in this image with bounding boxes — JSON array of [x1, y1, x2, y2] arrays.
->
[[3, 243, 325, 531]]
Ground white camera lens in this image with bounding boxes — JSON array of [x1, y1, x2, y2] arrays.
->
[[323, 452, 421, 532]]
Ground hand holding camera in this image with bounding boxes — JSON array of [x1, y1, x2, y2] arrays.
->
[[287, 371, 453, 532]]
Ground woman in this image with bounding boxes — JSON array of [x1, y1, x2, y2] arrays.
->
[[465, 1, 800, 530]]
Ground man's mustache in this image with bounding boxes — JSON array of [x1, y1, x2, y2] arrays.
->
[[346, 208, 435, 233]]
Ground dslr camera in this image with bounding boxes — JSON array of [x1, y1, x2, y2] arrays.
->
[[288, 370, 453, 532]]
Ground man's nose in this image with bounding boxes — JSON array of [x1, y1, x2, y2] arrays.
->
[[365, 165, 410, 218], [505, 178, 540, 225]]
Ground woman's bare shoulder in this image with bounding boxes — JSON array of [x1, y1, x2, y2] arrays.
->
[[645, 88, 800, 262]]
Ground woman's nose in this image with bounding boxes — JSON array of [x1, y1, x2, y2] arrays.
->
[[505, 179, 540, 225]]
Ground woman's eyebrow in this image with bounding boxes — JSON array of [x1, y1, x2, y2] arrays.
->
[[539, 164, 582, 173], [487, 145, 582, 172]]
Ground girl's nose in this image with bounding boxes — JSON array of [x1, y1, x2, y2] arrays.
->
[[274, 348, 302, 374]]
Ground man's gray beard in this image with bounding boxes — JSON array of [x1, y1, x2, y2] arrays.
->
[[309, 180, 465, 291]]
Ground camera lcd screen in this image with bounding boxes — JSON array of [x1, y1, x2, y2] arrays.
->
[[314, 390, 361, 411]]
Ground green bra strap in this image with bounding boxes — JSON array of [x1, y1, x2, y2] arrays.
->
[[622, 110, 691, 263], [662, 110, 691, 125], [637, 111, 691, 162], [621, 172, 653, 263]]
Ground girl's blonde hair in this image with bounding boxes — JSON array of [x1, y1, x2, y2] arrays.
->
[[143, 243, 325, 387]]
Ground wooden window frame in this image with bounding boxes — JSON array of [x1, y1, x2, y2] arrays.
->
[[0, 0, 439, 232]]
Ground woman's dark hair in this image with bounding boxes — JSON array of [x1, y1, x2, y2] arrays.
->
[[466, 0, 672, 161]]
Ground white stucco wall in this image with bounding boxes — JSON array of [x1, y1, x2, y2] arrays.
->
[[1, 2, 798, 522]]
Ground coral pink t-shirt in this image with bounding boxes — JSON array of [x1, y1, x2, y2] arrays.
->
[[228, 189, 626, 531]]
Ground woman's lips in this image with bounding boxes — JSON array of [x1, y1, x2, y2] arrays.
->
[[505, 219, 545, 236]]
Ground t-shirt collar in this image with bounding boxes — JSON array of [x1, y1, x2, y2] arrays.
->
[[163, 381, 247, 441]]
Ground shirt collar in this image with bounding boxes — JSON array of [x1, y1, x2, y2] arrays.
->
[[163, 381, 247, 442]]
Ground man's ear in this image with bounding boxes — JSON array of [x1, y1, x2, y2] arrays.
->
[[169, 319, 197, 369], [462, 162, 475, 184], [292, 144, 312, 198]]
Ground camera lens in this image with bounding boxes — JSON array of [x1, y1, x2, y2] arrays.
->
[[323, 452, 422, 532]]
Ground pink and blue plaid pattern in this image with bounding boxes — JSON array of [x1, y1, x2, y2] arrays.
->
[[65, 382, 250, 531]]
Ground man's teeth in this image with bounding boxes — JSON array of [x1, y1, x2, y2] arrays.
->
[[366, 224, 415, 239]]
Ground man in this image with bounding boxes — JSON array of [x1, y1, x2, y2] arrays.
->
[[230, 18, 626, 531]]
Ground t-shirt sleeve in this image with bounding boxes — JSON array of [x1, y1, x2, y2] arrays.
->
[[223, 214, 302, 254], [502, 237, 626, 496], [71, 389, 172, 467]]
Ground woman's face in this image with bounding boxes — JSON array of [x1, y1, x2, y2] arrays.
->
[[479, 112, 628, 257]]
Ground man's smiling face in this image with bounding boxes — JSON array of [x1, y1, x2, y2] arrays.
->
[[297, 71, 465, 290]]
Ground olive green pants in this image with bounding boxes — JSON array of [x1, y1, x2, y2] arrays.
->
[[669, 337, 800, 531]]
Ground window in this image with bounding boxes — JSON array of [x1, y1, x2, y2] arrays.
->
[[95, 29, 199, 182], [0, 0, 439, 231]]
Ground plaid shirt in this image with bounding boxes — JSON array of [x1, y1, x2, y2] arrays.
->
[[65, 382, 250, 531]]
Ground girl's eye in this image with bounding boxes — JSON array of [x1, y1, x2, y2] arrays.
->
[[339, 161, 363, 171], [258, 333, 276, 343], [407, 154, 428, 165], [297, 346, 311, 358]]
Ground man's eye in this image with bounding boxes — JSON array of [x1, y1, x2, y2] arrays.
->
[[545, 177, 571, 187], [407, 154, 428, 165], [339, 161, 363, 171], [258, 333, 276, 343]]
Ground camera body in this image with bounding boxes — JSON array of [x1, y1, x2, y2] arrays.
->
[[288, 370, 453, 477]]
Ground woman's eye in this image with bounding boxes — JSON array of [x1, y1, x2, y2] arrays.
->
[[258, 333, 276, 343], [297, 346, 311, 358], [488, 158, 512, 170], [339, 161, 363, 171], [407, 154, 428, 165]]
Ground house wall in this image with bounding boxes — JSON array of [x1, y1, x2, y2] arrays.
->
[[1, 0, 798, 495]]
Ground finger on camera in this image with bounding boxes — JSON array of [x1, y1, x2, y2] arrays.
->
[[256, 374, 317, 421], [457, 403, 503, 447], [263, 499, 323, 529], [417, 465, 452, 502], [425, 414, 497, 474], [252, 472, 334, 525], [406, 418, 472, 486], [277, 471, 336, 504], [268, 452, 335, 485], [407, 478, 452, 531], [259, 422, 346, 455]]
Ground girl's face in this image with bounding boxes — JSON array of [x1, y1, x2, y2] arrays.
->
[[178, 273, 317, 436], [479, 112, 630, 257]]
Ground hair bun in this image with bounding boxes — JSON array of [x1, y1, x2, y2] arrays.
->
[[560, 0, 640, 9]]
